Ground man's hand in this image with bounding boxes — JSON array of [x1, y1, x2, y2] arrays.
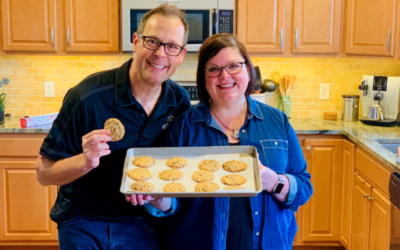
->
[[82, 129, 112, 170], [126, 194, 152, 206]]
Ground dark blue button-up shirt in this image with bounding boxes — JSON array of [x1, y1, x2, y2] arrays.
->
[[163, 97, 313, 250], [40, 59, 191, 222]]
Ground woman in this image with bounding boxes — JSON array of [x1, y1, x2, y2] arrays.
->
[[162, 33, 313, 250]]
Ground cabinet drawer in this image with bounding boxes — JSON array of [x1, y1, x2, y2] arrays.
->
[[0, 134, 46, 157], [355, 148, 391, 197]]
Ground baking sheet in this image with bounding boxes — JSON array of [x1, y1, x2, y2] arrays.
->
[[120, 146, 263, 197]]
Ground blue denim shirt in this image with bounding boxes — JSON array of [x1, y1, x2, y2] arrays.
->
[[163, 97, 313, 250]]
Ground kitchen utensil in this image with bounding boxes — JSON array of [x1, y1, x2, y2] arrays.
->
[[342, 95, 360, 122], [253, 66, 262, 94], [279, 78, 286, 96], [282, 74, 290, 91], [287, 75, 297, 94], [367, 104, 384, 121], [323, 112, 337, 120], [261, 79, 277, 92], [271, 71, 281, 83]]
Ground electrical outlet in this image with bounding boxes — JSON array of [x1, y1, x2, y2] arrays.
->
[[44, 81, 54, 97], [319, 84, 330, 100]]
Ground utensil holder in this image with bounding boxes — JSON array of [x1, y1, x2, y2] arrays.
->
[[278, 96, 291, 118]]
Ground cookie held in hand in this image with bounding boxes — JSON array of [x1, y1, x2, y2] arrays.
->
[[104, 118, 125, 142]]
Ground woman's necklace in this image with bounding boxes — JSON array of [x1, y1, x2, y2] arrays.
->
[[210, 103, 247, 140]]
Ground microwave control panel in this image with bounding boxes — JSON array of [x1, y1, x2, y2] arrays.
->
[[219, 10, 234, 34], [181, 85, 199, 101]]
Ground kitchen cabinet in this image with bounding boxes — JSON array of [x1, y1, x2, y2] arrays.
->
[[64, 0, 119, 52], [236, 0, 286, 54], [0, 134, 58, 246], [301, 139, 343, 243], [345, 0, 396, 57], [292, 0, 342, 54], [0, 0, 119, 53], [350, 175, 391, 250], [0, 0, 58, 52], [339, 139, 356, 249], [236, 0, 342, 55]]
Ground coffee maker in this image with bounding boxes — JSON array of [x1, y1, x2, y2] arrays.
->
[[358, 75, 400, 126]]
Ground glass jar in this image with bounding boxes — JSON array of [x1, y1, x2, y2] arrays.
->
[[278, 96, 291, 118]]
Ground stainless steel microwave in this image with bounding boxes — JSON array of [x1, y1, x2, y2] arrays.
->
[[121, 0, 234, 52]]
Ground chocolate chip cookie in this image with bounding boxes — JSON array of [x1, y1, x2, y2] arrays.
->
[[104, 118, 125, 142], [166, 157, 187, 169], [128, 168, 152, 181], [194, 182, 220, 192], [198, 160, 220, 172], [133, 156, 155, 168], [221, 174, 247, 186], [222, 160, 247, 172], [159, 169, 183, 181], [192, 170, 214, 183], [163, 182, 186, 192], [131, 181, 154, 192]]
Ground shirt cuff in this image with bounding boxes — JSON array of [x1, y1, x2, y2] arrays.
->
[[144, 197, 177, 217], [282, 174, 297, 205]]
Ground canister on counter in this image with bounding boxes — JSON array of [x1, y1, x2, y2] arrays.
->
[[342, 95, 360, 122]]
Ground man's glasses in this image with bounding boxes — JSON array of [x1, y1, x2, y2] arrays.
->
[[138, 34, 184, 56], [204, 62, 247, 78]]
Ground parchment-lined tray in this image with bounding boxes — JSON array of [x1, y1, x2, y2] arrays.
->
[[119, 146, 262, 197]]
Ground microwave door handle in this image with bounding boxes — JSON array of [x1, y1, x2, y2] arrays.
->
[[212, 9, 218, 35]]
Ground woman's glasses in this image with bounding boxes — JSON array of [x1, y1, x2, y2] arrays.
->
[[204, 62, 246, 78]]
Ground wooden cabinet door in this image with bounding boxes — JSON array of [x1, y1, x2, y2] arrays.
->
[[64, 0, 119, 52], [350, 175, 372, 250], [0, 160, 58, 242], [369, 188, 391, 250], [340, 139, 356, 249], [302, 139, 342, 242], [236, 0, 286, 53], [345, 0, 396, 56], [1, 0, 57, 52], [292, 0, 342, 53]]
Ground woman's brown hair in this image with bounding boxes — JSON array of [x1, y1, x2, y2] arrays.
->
[[196, 33, 256, 105]]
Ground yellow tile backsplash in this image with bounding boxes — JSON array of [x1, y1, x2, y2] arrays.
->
[[1, 54, 400, 118]]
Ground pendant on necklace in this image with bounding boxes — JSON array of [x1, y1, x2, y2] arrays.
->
[[232, 128, 240, 140]]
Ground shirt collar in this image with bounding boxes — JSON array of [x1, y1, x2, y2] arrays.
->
[[114, 58, 177, 108], [190, 96, 264, 125]]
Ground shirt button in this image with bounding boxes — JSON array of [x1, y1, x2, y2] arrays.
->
[[275, 141, 278, 146], [256, 232, 260, 236], [242, 129, 246, 133], [255, 211, 258, 215]]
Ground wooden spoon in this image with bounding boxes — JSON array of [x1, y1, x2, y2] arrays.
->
[[279, 78, 286, 97], [287, 75, 297, 95], [271, 71, 281, 83]]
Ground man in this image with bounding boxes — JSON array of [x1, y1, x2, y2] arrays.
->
[[35, 4, 190, 249]]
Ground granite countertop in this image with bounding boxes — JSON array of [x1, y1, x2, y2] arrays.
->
[[1, 116, 400, 173]]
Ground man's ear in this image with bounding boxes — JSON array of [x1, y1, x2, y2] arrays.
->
[[132, 33, 139, 53]]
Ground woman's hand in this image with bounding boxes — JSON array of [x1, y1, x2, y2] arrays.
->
[[126, 195, 172, 211], [258, 158, 279, 193]]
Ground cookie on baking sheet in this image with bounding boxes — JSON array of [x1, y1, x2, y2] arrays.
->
[[221, 174, 247, 186], [166, 157, 187, 169], [223, 186, 245, 190], [104, 118, 125, 142], [198, 160, 220, 172], [128, 168, 152, 181], [222, 160, 247, 172], [133, 156, 155, 168], [195, 182, 220, 192], [159, 169, 183, 181], [192, 170, 214, 183], [131, 181, 154, 192], [163, 182, 186, 192]]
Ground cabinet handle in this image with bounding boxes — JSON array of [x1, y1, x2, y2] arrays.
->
[[295, 29, 298, 49], [363, 194, 369, 198], [354, 173, 358, 176], [67, 27, 70, 47], [306, 146, 311, 152], [280, 29, 283, 49], [368, 197, 374, 202], [387, 30, 390, 51], [51, 28, 54, 47]]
